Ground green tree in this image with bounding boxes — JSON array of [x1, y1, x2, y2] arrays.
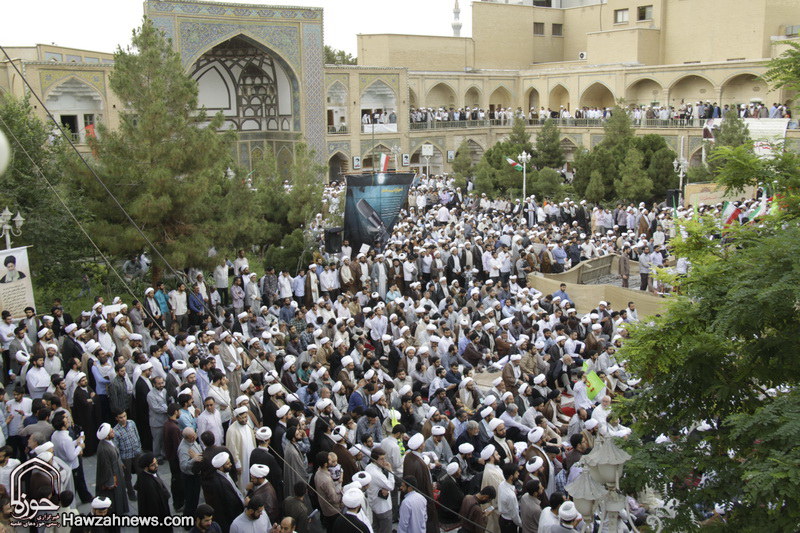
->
[[529, 168, 564, 200], [534, 118, 565, 170], [0, 94, 93, 292], [584, 170, 606, 203], [614, 147, 652, 201], [451, 139, 474, 179], [471, 116, 534, 197], [708, 111, 753, 173], [324, 45, 357, 65], [762, 40, 800, 112], [618, 143, 800, 531], [69, 19, 254, 281]]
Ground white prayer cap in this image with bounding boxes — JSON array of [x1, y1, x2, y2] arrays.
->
[[15, 351, 29, 363], [145, 287, 154, 295], [398, 385, 412, 396], [591, 324, 602, 331], [533, 374, 546, 385], [446, 462, 460, 476], [429, 335, 441, 343], [479, 444, 496, 461], [172, 360, 187, 371], [585, 419, 599, 430], [234, 395, 249, 406], [183, 368, 196, 379], [91, 497, 112, 509], [499, 317, 513, 326], [211, 452, 229, 469], [331, 425, 346, 442], [348, 446, 362, 457], [519, 383, 528, 395], [96, 423, 112, 440], [370, 390, 384, 402], [306, 343, 316, 351], [320, 337, 330, 344], [233, 406, 249, 416], [483, 395, 496, 406], [364, 369, 375, 380], [458, 443, 474, 455], [491, 377, 502, 387], [590, 313, 600, 320], [276, 405, 290, 418], [341, 356, 354, 367], [526, 457, 544, 473], [353, 471, 372, 487], [431, 425, 445, 436], [219, 331, 230, 340], [286, 393, 299, 404], [249, 463, 270, 478], [559, 501, 581, 521], [64, 323, 77, 334], [480, 406, 493, 419], [185, 343, 196, 352], [140, 362, 153, 372], [489, 418, 504, 432], [43, 315, 54, 322], [267, 384, 282, 396], [256, 426, 273, 441], [534, 340, 545, 350], [426, 407, 438, 420], [556, 335, 567, 342], [332, 381, 344, 393], [501, 391, 512, 401], [510, 353, 522, 361], [459, 377, 473, 389], [237, 312, 249, 320], [239, 379, 253, 392], [407, 433, 424, 450], [37, 329, 49, 339], [333, 339, 344, 349], [342, 488, 364, 509], [528, 427, 544, 443], [381, 334, 392, 342]]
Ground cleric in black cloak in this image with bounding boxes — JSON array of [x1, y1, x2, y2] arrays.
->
[[134, 452, 172, 533]]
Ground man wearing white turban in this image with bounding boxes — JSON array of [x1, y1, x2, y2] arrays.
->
[[95, 422, 129, 515], [226, 407, 256, 492]]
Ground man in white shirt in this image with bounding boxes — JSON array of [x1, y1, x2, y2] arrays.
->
[[26, 354, 50, 399], [498, 463, 522, 532], [365, 447, 395, 533]]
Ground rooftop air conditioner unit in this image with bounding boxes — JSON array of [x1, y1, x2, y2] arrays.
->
[[578, 51, 588, 60]]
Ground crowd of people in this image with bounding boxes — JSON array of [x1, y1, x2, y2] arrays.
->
[[0, 173, 766, 533], [407, 101, 794, 129]]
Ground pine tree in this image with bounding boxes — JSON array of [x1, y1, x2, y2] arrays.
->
[[534, 119, 565, 169], [584, 170, 606, 203], [615, 147, 653, 201], [451, 139, 474, 179], [70, 19, 255, 281], [507, 116, 533, 148], [0, 95, 91, 286], [529, 168, 563, 200]]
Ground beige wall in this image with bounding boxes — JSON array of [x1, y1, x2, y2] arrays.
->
[[472, 2, 535, 68], [357, 35, 474, 71]]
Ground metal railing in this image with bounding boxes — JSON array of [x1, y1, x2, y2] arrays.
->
[[327, 126, 349, 134], [407, 117, 710, 130]]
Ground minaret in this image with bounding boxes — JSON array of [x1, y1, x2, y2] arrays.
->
[[452, 0, 462, 37]]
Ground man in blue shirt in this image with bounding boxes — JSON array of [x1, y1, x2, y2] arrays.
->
[[552, 243, 568, 273], [154, 282, 171, 330], [552, 283, 572, 304], [188, 285, 205, 326]]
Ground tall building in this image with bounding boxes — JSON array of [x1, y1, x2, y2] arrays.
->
[[2, 0, 798, 180]]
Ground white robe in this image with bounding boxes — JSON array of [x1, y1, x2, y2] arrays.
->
[[225, 421, 256, 493]]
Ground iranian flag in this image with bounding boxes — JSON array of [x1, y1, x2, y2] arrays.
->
[[506, 157, 523, 172], [721, 201, 741, 226], [379, 153, 390, 172], [749, 197, 768, 220]]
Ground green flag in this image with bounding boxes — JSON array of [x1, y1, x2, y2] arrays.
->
[[586, 371, 605, 400]]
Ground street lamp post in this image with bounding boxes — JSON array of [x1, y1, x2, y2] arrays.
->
[[518, 150, 531, 206], [673, 156, 688, 206], [0, 207, 24, 250]]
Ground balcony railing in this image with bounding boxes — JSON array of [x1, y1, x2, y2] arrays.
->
[[408, 118, 711, 130]]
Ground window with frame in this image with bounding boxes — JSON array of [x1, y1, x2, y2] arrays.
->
[[552, 23, 563, 36], [534, 22, 545, 35], [614, 9, 629, 23], [638, 5, 653, 21]]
